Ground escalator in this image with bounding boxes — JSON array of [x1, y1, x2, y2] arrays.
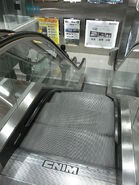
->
[[0, 31, 123, 185], [0, 92, 117, 185]]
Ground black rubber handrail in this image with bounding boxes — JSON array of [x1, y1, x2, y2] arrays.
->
[[0, 29, 14, 37], [0, 31, 86, 70], [0, 29, 14, 34]]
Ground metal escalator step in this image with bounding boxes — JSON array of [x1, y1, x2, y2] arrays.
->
[[51, 92, 114, 113], [1, 149, 117, 185], [36, 103, 114, 136], [37, 102, 114, 122], [20, 123, 115, 168]]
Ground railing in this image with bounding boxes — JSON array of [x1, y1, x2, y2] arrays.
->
[[0, 31, 86, 70], [0, 31, 86, 123]]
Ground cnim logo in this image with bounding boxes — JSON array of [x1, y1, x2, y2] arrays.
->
[[43, 160, 79, 175]]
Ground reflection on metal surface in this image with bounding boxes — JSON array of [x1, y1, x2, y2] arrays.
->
[[1, 122, 14, 140], [23, 93, 35, 107], [130, 98, 139, 185], [136, 0, 139, 11], [120, 96, 136, 185], [133, 49, 139, 52], [0, 96, 13, 107], [0, 79, 33, 129], [0, 83, 42, 152], [0, 86, 9, 96]]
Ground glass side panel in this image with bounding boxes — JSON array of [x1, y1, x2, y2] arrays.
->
[[0, 0, 35, 29], [112, 52, 139, 97], [0, 60, 18, 124], [0, 36, 86, 90], [3, 14, 32, 30], [0, 44, 35, 126], [0, 77, 32, 128], [0, 34, 86, 128]]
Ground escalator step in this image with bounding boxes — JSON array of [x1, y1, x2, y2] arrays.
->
[[51, 92, 114, 113], [0, 91, 116, 185], [36, 103, 114, 136], [20, 123, 115, 168]]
